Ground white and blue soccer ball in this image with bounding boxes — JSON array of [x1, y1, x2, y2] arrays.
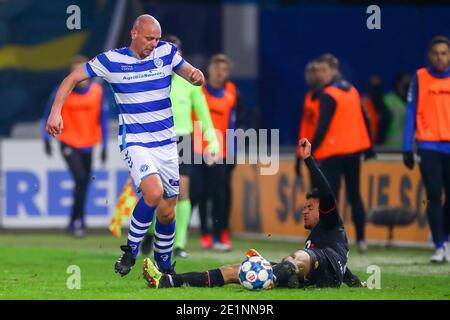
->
[[239, 256, 274, 290]]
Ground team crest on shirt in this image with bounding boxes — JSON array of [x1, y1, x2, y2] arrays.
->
[[169, 179, 180, 187], [154, 57, 163, 68], [140, 164, 149, 173]]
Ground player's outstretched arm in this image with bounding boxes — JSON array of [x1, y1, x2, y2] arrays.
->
[[299, 138, 338, 224], [46, 65, 89, 136], [176, 61, 205, 86], [298, 138, 335, 201]]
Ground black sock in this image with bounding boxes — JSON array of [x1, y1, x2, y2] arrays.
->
[[171, 272, 209, 287], [170, 269, 224, 288], [207, 268, 225, 287], [273, 261, 297, 288]]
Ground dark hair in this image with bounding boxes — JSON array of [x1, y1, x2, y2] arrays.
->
[[429, 35, 450, 51], [164, 35, 182, 51], [317, 53, 339, 69], [209, 53, 231, 67], [306, 188, 320, 200]]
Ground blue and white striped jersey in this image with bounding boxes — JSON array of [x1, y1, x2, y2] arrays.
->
[[85, 41, 185, 151]]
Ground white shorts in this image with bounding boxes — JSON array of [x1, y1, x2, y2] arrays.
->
[[121, 144, 180, 198]]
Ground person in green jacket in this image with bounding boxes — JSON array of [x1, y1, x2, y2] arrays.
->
[[141, 35, 219, 258], [382, 72, 411, 149]]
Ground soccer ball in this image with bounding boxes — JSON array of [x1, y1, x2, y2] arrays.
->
[[239, 256, 274, 290]]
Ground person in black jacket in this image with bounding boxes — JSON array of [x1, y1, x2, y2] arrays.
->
[[312, 54, 375, 253]]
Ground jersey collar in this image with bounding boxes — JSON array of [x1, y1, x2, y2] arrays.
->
[[427, 65, 450, 78], [205, 82, 225, 98]]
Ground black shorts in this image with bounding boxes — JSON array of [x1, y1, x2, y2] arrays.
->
[[303, 248, 343, 288], [177, 135, 194, 177]]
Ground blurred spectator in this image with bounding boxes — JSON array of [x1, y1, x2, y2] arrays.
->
[[42, 56, 109, 238], [311, 53, 374, 253], [382, 72, 412, 149], [191, 54, 243, 251], [295, 60, 320, 183], [403, 36, 450, 263], [362, 75, 391, 145]]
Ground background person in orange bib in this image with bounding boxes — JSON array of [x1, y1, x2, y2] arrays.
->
[[42, 55, 109, 237], [311, 54, 374, 253], [295, 60, 321, 185], [403, 36, 450, 263], [191, 54, 242, 251]]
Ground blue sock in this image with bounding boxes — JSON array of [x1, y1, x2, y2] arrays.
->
[[154, 218, 175, 272], [444, 234, 450, 243], [127, 197, 155, 258], [435, 241, 444, 250]]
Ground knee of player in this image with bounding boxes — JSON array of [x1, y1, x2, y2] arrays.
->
[[296, 259, 310, 275], [283, 251, 311, 275], [142, 190, 163, 207], [158, 208, 175, 222]]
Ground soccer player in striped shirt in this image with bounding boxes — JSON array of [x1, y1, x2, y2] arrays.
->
[[46, 15, 205, 276]]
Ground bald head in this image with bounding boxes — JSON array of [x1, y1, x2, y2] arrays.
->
[[130, 15, 162, 59], [132, 14, 161, 31]]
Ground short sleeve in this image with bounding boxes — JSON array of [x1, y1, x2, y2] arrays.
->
[[85, 53, 110, 80], [171, 48, 185, 71]]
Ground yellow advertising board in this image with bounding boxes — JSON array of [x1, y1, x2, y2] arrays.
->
[[230, 159, 430, 244]]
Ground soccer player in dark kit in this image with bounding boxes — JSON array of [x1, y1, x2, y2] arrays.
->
[[142, 138, 364, 289]]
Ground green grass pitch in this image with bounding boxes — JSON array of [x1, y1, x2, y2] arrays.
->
[[0, 232, 449, 300]]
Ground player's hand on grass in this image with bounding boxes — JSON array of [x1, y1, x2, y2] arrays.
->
[[46, 113, 63, 137], [188, 68, 205, 86], [403, 151, 414, 170], [343, 271, 366, 288], [298, 138, 311, 160]]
